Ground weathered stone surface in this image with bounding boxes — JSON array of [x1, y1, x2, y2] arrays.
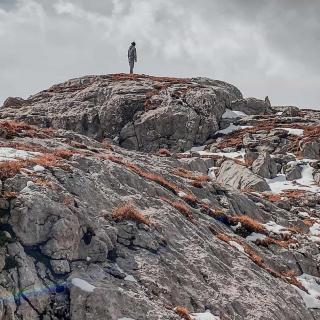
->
[[217, 160, 271, 191], [252, 152, 277, 179], [1, 75, 320, 320], [284, 163, 303, 180], [230, 97, 273, 115], [301, 140, 320, 159], [0, 75, 241, 152], [282, 106, 300, 117]]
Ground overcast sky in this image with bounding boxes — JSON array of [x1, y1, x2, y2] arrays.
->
[[0, 0, 319, 108]]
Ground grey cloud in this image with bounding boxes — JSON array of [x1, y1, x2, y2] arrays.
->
[[0, 0, 319, 109]]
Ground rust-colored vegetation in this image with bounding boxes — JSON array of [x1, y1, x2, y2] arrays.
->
[[161, 196, 194, 221], [216, 233, 307, 292], [174, 306, 192, 320], [107, 155, 179, 194], [230, 215, 267, 234], [156, 148, 171, 157], [0, 120, 53, 139], [0, 160, 27, 179], [112, 202, 151, 226]]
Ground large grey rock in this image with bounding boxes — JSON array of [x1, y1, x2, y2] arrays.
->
[[300, 140, 320, 159], [284, 163, 303, 181], [217, 160, 271, 191], [252, 152, 277, 179], [230, 97, 273, 115], [0, 75, 241, 152]]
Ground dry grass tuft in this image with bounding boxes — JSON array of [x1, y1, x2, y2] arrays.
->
[[161, 197, 194, 221], [156, 148, 171, 157], [190, 180, 203, 188], [53, 149, 74, 159], [107, 156, 179, 194], [0, 160, 27, 179], [112, 203, 151, 226], [0, 120, 53, 139], [63, 196, 75, 206], [2, 191, 18, 200], [34, 178, 57, 190], [230, 215, 267, 234], [216, 232, 307, 292], [174, 306, 192, 320], [173, 168, 210, 183]]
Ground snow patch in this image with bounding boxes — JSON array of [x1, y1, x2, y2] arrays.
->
[[266, 164, 320, 194], [217, 123, 252, 135], [191, 145, 206, 152], [0, 147, 40, 162], [263, 221, 289, 236], [33, 165, 45, 172], [294, 274, 320, 309], [229, 241, 245, 253], [277, 128, 304, 136], [124, 275, 137, 283], [191, 311, 220, 320], [246, 232, 267, 242], [222, 109, 247, 119], [310, 223, 320, 236], [71, 278, 95, 293]]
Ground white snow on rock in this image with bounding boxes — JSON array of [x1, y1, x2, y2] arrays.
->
[[191, 145, 206, 152], [298, 211, 310, 219], [21, 181, 35, 194], [222, 109, 247, 119], [124, 275, 137, 283], [33, 165, 45, 172], [263, 221, 289, 236], [295, 287, 320, 309], [71, 278, 95, 293], [277, 128, 304, 136], [310, 223, 320, 236], [217, 123, 252, 135], [266, 163, 320, 194], [208, 167, 217, 179], [246, 232, 267, 242], [197, 150, 245, 162], [191, 311, 220, 320], [293, 274, 320, 309], [229, 241, 245, 253], [0, 147, 40, 162]]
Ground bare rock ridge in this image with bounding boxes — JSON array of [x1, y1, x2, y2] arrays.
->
[[1, 74, 270, 152], [0, 74, 320, 320]]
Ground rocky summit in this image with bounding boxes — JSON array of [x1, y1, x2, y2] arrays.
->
[[0, 74, 320, 320]]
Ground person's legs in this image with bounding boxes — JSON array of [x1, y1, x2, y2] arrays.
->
[[129, 61, 134, 74]]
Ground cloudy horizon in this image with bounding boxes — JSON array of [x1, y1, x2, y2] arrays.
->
[[0, 0, 319, 109]]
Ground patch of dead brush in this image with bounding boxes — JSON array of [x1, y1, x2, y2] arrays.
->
[[161, 196, 194, 221], [112, 202, 152, 226], [174, 306, 192, 320]]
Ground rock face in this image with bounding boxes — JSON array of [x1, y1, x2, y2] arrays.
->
[[217, 160, 271, 191], [0, 75, 242, 152], [301, 140, 320, 159], [251, 152, 277, 179], [1, 75, 320, 320], [230, 97, 273, 115]]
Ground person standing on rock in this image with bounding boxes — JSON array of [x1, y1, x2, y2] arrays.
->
[[128, 42, 137, 74]]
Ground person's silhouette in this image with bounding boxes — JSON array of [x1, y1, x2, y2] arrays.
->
[[128, 42, 137, 74]]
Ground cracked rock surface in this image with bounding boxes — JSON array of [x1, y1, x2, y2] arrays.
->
[[0, 75, 320, 320]]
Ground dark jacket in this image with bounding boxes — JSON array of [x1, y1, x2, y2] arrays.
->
[[128, 45, 137, 62]]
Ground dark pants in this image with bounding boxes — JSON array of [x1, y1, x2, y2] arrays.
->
[[129, 60, 135, 74]]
